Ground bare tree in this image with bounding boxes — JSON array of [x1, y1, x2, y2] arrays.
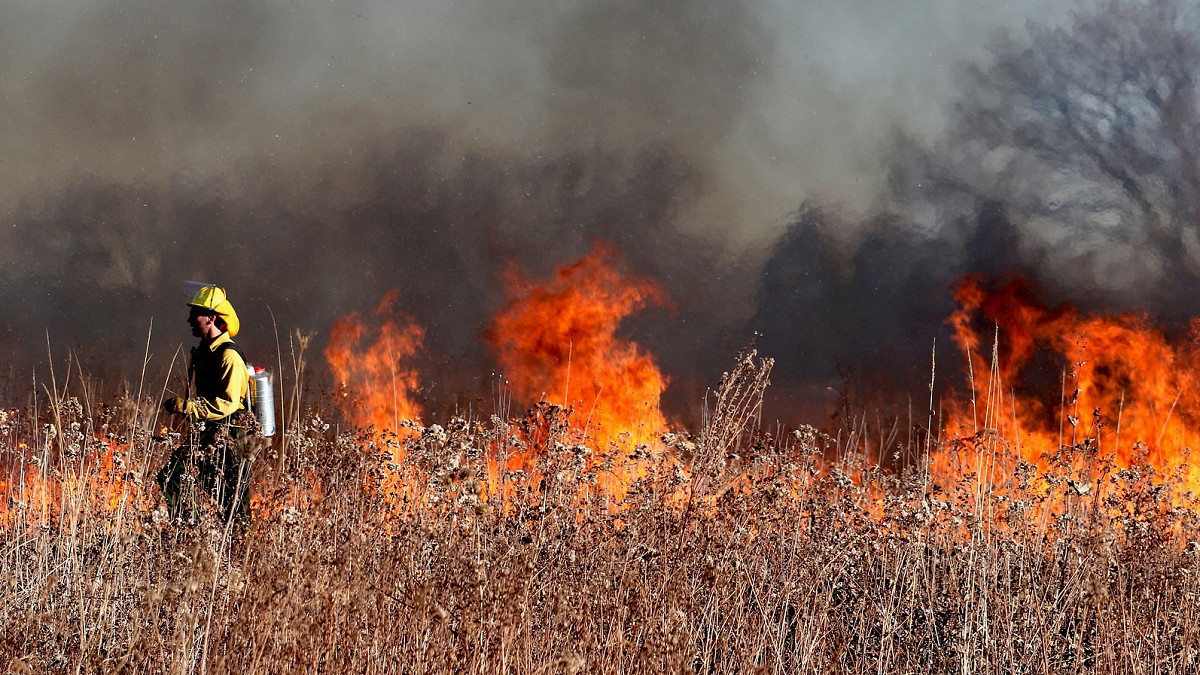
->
[[892, 0, 1200, 314]]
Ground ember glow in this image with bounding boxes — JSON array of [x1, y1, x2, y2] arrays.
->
[[941, 275, 1200, 496]]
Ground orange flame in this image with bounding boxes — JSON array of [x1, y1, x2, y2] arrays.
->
[[324, 289, 425, 433], [0, 420, 156, 531], [942, 275, 1200, 497], [323, 290, 429, 516], [488, 245, 669, 453]]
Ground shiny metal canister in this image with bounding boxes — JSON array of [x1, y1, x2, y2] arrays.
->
[[248, 367, 276, 437]]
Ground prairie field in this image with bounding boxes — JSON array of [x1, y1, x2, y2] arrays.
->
[[1, 349, 1198, 675], [8, 1, 1200, 672]]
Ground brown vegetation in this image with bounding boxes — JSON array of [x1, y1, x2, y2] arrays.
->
[[1, 352, 1198, 674]]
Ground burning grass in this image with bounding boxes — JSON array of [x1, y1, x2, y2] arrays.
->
[[1, 350, 1200, 674], [4, 260, 1200, 672]]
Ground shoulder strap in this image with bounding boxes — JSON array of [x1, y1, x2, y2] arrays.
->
[[216, 339, 249, 368], [216, 340, 252, 410]]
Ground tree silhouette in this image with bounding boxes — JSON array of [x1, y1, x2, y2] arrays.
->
[[891, 0, 1200, 314]]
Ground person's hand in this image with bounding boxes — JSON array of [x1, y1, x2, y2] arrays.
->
[[163, 397, 188, 415]]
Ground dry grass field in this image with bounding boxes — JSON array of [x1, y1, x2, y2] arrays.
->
[[1, 346, 1198, 675]]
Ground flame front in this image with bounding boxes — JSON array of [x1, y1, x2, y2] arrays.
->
[[942, 275, 1200, 497]]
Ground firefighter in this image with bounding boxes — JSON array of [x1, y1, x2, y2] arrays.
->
[[158, 285, 256, 524]]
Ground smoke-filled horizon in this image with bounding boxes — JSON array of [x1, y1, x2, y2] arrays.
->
[[18, 0, 1181, 426]]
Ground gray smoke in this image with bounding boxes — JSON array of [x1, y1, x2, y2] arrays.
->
[[0, 0, 1080, 420]]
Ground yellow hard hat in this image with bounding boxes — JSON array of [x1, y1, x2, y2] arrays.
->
[[188, 285, 241, 337]]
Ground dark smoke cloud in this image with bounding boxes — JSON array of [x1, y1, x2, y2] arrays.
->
[[0, 0, 774, 402], [1, 139, 701, 388], [0, 0, 1083, 422]]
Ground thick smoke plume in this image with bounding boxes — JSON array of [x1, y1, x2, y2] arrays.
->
[[0, 0, 776, 407], [4, 0, 1125, 425]]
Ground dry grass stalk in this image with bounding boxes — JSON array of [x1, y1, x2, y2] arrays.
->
[[0, 353, 1197, 674]]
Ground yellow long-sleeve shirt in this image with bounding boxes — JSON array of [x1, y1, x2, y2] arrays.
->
[[185, 332, 250, 422]]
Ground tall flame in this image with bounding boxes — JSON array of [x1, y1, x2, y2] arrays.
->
[[943, 275, 1200, 496], [324, 289, 425, 433], [489, 245, 669, 452]]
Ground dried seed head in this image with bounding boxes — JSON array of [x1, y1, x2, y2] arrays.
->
[[557, 654, 585, 674]]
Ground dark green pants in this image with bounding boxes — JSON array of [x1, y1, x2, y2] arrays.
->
[[157, 423, 251, 525]]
